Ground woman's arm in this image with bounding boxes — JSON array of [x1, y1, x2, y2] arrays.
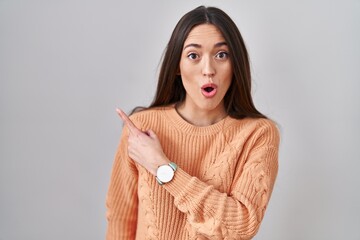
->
[[106, 126, 138, 240]]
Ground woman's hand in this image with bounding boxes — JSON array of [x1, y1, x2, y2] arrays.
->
[[116, 108, 170, 176]]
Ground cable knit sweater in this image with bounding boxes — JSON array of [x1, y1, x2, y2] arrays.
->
[[106, 105, 280, 240]]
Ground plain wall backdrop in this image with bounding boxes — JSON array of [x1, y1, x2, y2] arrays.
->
[[1, 0, 359, 239]]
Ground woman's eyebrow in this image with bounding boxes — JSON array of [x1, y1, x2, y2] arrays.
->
[[183, 43, 201, 50], [183, 41, 228, 50], [215, 41, 227, 47]]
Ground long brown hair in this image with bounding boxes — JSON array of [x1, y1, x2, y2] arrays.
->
[[139, 6, 266, 119]]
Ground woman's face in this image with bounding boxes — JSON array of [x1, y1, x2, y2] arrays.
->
[[179, 23, 233, 115]]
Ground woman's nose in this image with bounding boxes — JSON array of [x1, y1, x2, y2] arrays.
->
[[202, 57, 215, 78]]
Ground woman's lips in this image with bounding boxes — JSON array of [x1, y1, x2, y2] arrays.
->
[[201, 83, 217, 98]]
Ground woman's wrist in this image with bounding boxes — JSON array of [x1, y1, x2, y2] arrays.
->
[[149, 155, 170, 176]]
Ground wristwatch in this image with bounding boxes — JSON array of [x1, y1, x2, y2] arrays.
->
[[156, 162, 177, 185]]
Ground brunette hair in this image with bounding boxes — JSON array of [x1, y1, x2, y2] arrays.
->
[[139, 6, 266, 119]]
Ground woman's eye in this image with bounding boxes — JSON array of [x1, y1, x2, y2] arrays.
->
[[187, 53, 198, 60], [216, 51, 229, 59]]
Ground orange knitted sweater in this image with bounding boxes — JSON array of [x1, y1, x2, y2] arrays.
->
[[106, 105, 279, 240]]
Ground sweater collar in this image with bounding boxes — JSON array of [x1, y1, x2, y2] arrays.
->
[[164, 105, 235, 135]]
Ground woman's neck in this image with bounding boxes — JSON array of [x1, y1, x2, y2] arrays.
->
[[175, 102, 228, 127]]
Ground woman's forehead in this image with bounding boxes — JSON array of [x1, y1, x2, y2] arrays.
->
[[184, 24, 225, 45]]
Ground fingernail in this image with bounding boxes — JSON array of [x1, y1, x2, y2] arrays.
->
[[116, 108, 123, 117]]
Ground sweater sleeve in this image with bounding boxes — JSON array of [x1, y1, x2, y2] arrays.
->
[[106, 126, 138, 240], [163, 121, 280, 239]]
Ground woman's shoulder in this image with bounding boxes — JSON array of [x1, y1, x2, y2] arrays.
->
[[228, 116, 278, 131], [130, 105, 172, 118], [225, 117, 280, 143], [128, 105, 173, 129]]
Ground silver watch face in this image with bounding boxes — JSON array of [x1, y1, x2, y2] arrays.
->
[[157, 165, 174, 183]]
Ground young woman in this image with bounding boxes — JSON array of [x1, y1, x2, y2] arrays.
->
[[106, 6, 280, 240]]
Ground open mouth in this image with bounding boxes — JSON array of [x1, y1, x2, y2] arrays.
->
[[201, 84, 217, 98], [204, 87, 214, 93]]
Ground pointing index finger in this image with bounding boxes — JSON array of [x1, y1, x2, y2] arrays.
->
[[116, 108, 140, 135]]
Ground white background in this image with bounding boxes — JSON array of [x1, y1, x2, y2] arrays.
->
[[1, 0, 359, 239]]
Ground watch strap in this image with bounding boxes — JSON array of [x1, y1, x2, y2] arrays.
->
[[168, 162, 178, 171]]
